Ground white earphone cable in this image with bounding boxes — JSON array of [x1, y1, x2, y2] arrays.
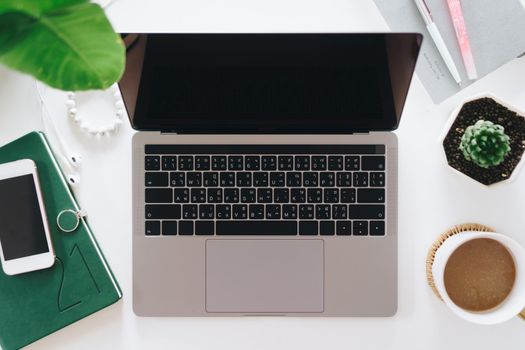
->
[[99, 0, 116, 9], [34, 80, 81, 186]]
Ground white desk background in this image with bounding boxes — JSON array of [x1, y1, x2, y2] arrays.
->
[[1, 0, 524, 349]]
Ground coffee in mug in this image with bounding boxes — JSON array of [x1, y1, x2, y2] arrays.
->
[[444, 238, 516, 312]]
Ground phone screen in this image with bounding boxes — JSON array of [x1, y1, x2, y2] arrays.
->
[[0, 174, 49, 260]]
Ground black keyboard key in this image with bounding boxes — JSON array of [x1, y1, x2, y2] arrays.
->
[[145, 156, 160, 170], [370, 221, 385, 236], [220, 172, 235, 187], [266, 204, 281, 219], [195, 221, 214, 235], [162, 221, 177, 235], [332, 205, 347, 219], [370, 172, 385, 187], [224, 188, 240, 203], [291, 188, 306, 203], [320, 172, 335, 187], [311, 156, 326, 170], [203, 172, 219, 187], [316, 205, 330, 219], [257, 188, 273, 203], [362, 156, 385, 171], [320, 221, 335, 235], [358, 189, 385, 203], [228, 156, 243, 170], [212, 156, 227, 170], [299, 221, 318, 235], [173, 188, 189, 203], [170, 172, 185, 187], [217, 221, 297, 235], [191, 188, 206, 203], [146, 205, 181, 219], [345, 156, 360, 170], [353, 172, 369, 187], [299, 204, 315, 219], [274, 188, 289, 203], [295, 156, 310, 170], [178, 156, 193, 170], [307, 188, 322, 203], [186, 172, 202, 187], [323, 189, 339, 203], [237, 172, 252, 187], [182, 204, 198, 219], [282, 204, 297, 219], [162, 156, 177, 170], [145, 172, 169, 187], [245, 156, 260, 170], [232, 205, 248, 219], [179, 221, 194, 235], [241, 188, 256, 203], [253, 172, 269, 187], [249, 204, 265, 219], [349, 205, 385, 219], [145, 221, 160, 235], [328, 156, 343, 170], [278, 156, 293, 170], [336, 221, 352, 235], [261, 156, 277, 170], [303, 172, 318, 187], [286, 172, 302, 187], [207, 188, 223, 203], [145, 188, 172, 203], [216, 205, 231, 219], [199, 204, 215, 219], [353, 221, 368, 235], [336, 172, 352, 187], [270, 172, 285, 187], [341, 188, 356, 203], [195, 156, 210, 170]]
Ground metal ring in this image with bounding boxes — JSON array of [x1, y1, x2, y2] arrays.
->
[[57, 209, 80, 233]]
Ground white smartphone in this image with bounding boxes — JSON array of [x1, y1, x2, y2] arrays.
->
[[0, 159, 55, 275]]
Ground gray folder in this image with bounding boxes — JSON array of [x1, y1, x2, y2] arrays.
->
[[374, 0, 525, 103]]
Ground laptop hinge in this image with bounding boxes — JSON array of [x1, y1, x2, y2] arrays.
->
[[159, 131, 374, 135]]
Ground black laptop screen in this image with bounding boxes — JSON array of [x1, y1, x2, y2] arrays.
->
[[120, 33, 421, 133]]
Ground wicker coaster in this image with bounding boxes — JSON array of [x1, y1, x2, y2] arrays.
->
[[426, 223, 525, 320]]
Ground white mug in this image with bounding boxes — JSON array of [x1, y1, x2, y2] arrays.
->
[[432, 231, 525, 324]]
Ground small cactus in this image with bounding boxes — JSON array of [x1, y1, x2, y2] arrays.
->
[[459, 120, 511, 168]]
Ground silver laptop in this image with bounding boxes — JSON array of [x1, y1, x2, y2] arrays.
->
[[122, 33, 422, 316]]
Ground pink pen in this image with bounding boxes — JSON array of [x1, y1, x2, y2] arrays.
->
[[446, 0, 477, 80]]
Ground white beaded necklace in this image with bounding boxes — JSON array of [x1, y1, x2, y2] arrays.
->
[[65, 84, 125, 137]]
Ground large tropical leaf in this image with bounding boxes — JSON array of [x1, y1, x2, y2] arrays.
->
[[0, 0, 87, 15], [0, 0, 125, 91]]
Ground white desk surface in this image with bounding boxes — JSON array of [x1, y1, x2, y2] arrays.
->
[[1, 0, 524, 349]]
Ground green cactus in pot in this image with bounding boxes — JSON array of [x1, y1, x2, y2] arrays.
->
[[459, 120, 511, 168]]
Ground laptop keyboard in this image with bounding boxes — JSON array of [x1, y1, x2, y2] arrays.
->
[[143, 145, 386, 236]]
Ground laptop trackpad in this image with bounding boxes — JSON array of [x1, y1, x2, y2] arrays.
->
[[206, 239, 324, 313]]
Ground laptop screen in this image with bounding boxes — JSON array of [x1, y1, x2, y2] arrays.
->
[[120, 33, 421, 133]]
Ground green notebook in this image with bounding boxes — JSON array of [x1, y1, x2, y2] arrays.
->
[[0, 132, 122, 350]]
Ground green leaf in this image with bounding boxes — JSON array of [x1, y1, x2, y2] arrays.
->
[[0, 0, 87, 15], [0, 1, 125, 91]]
